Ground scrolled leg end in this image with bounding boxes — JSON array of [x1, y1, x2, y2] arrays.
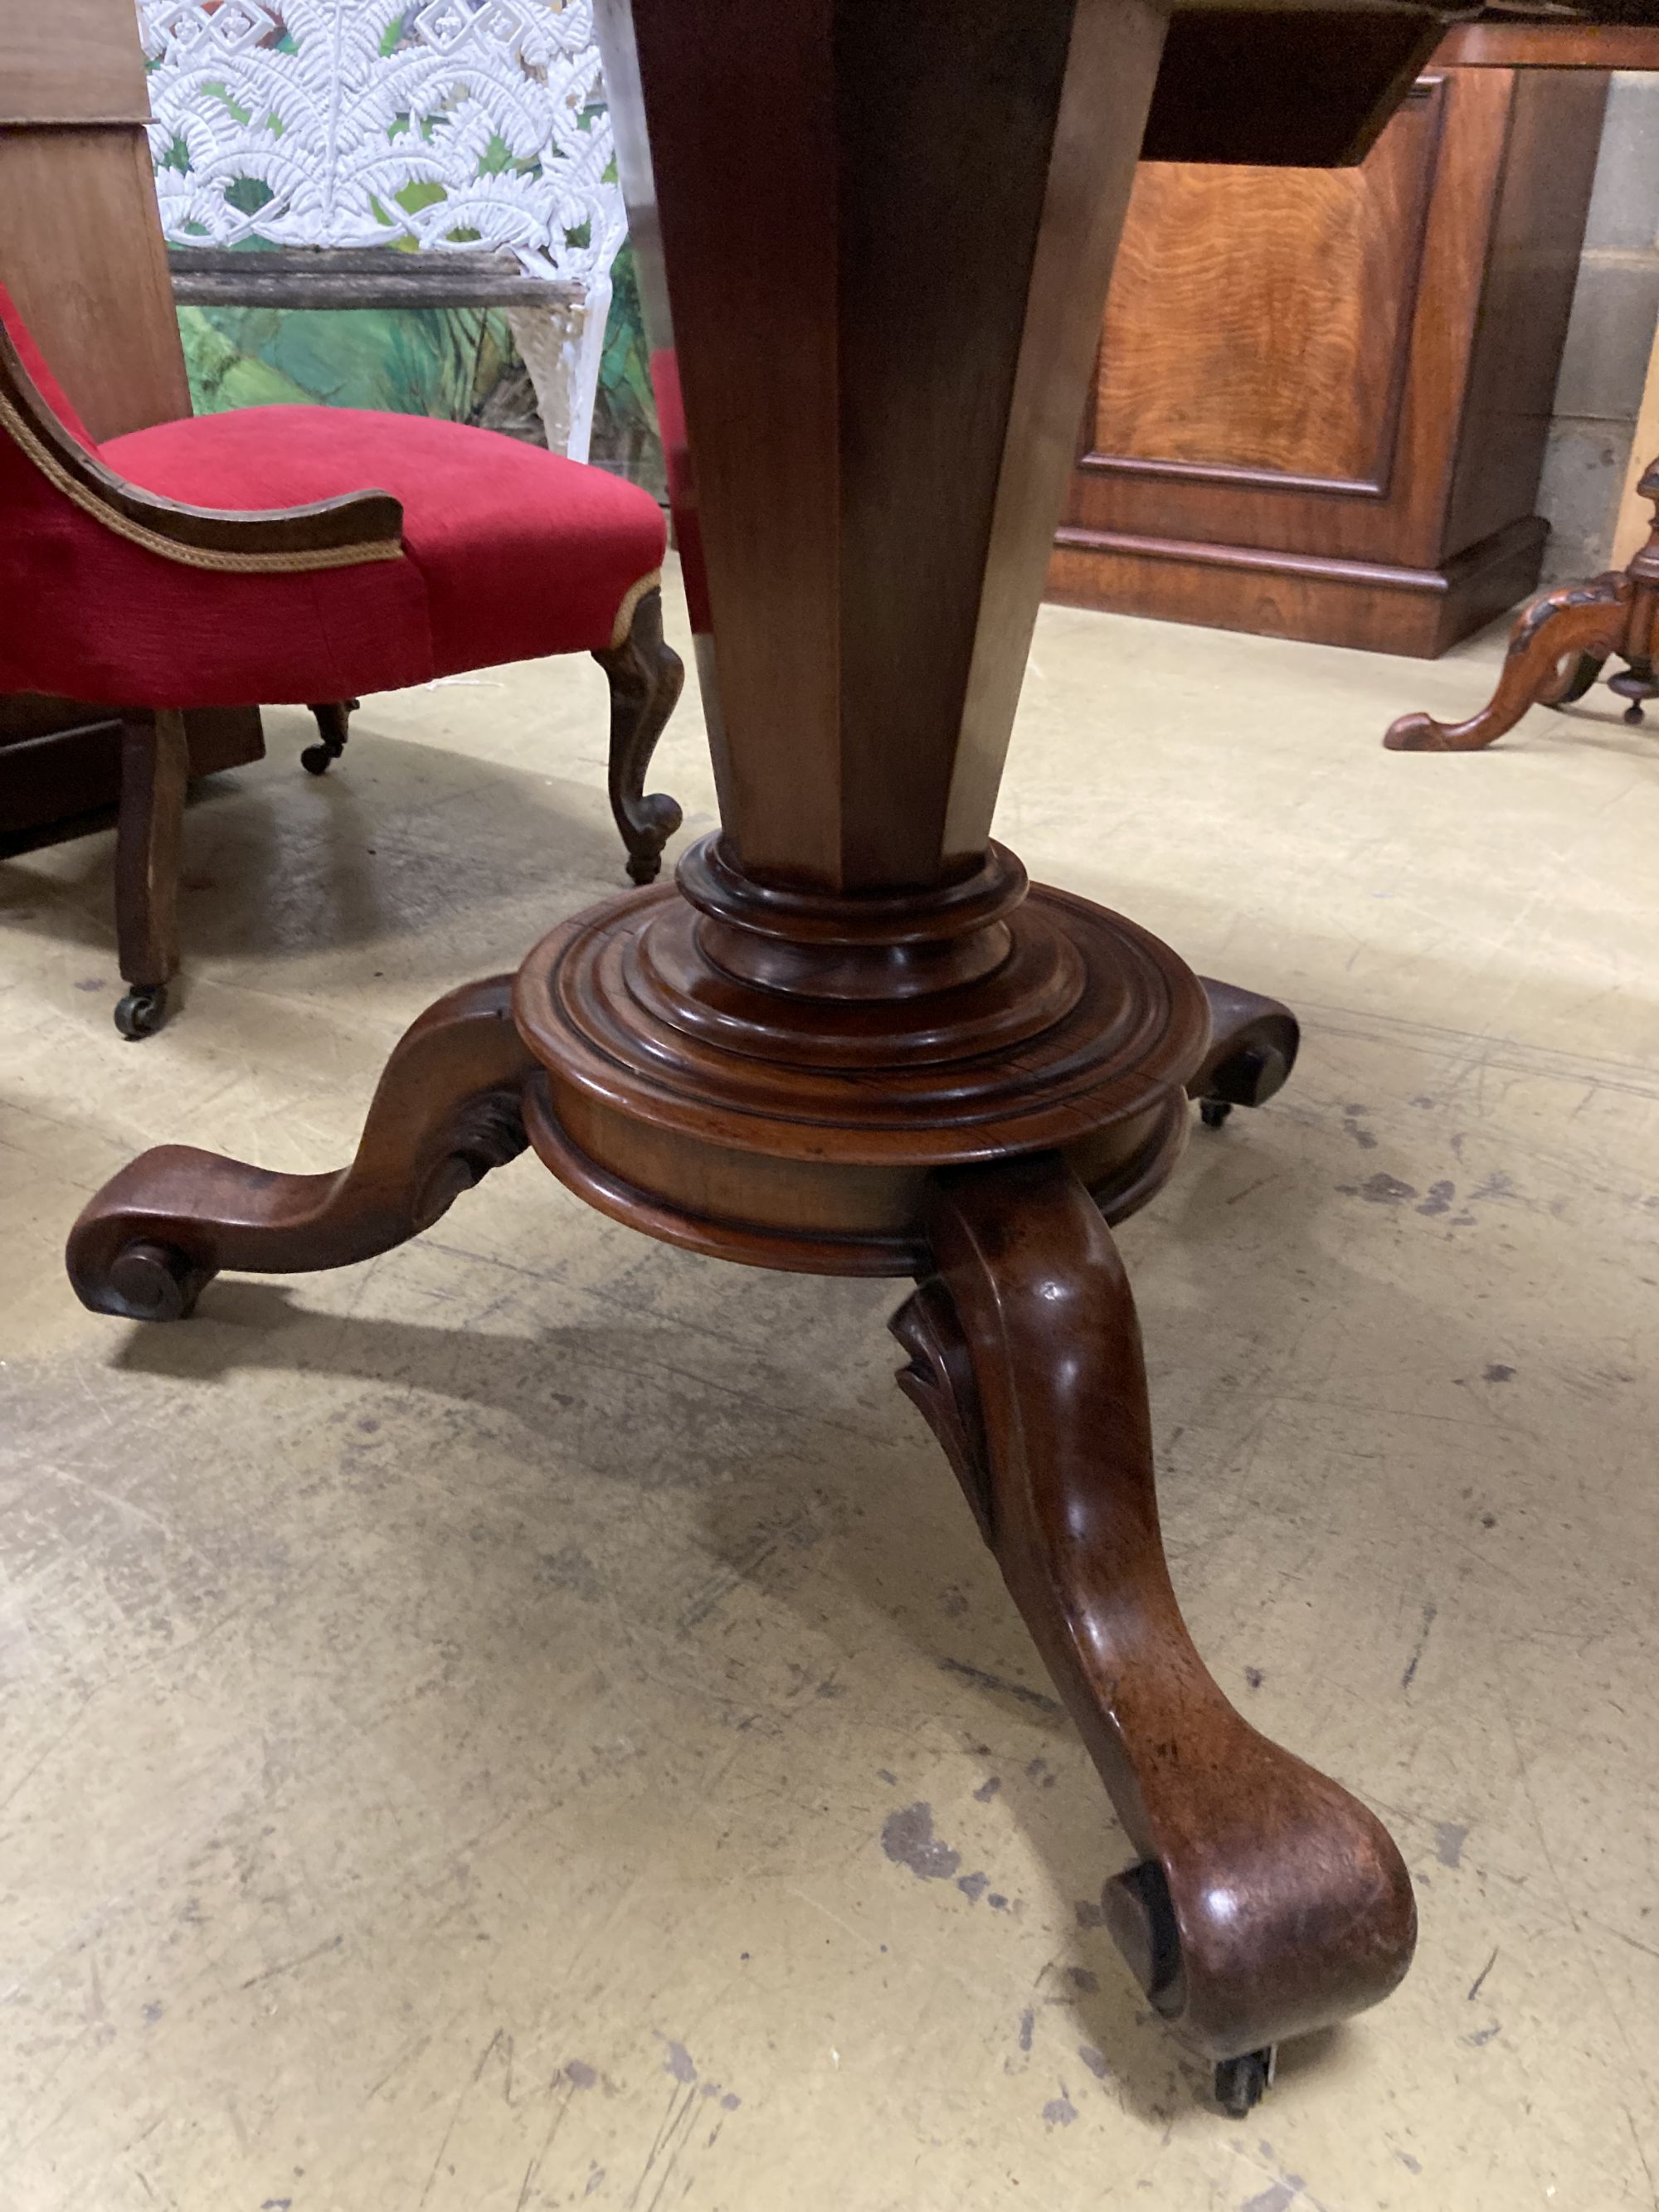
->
[[70, 1228, 214, 1323]]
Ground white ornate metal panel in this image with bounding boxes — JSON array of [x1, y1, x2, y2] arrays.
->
[[138, 0, 626, 454]]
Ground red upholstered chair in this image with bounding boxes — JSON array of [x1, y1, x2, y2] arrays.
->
[[0, 282, 682, 1037]]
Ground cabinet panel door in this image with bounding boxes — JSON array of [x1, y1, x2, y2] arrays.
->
[[1092, 83, 1443, 491], [1066, 70, 1520, 568]]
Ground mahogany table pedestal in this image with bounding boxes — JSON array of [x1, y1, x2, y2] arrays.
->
[[66, 0, 1426, 2113]]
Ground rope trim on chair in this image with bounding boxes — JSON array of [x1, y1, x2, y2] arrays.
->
[[0, 387, 406, 575], [609, 568, 662, 650]]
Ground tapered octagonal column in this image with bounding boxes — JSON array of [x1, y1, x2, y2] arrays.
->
[[596, 0, 1169, 892]]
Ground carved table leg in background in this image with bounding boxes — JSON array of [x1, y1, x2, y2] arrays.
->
[[893, 1155, 1416, 2109], [1384, 459, 1659, 752], [68, 975, 533, 1322], [1384, 574, 1632, 752]]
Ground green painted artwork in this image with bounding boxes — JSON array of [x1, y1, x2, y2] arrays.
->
[[177, 241, 664, 497]]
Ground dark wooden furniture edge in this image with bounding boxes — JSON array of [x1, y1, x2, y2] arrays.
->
[[1384, 457, 1659, 745], [1433, 22, 1659, 63], [1050, 515, 1545, 654], [0, 314, 404, 567], [168, 244, 582, 313], [0, 698, 264, 847]]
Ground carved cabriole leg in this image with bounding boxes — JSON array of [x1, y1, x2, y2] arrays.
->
[[1384, 573, 1631, 752], [893, 1154, 1416, 2073], [302, 698, 358, 775], [592, 585, 685, 885], [114, 707, 190, 1039], [1189, 976, 1301, 1130], [67, 975, 534, 1321]]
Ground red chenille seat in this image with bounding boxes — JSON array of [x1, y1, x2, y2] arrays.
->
[[0, 282, 682, 1036]]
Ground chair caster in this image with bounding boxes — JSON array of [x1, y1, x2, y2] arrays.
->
[[302, 698, 357, 775], [1199, 1097, 1233, 1129], [114, 984, 168, 1039], [1214, 2045, 1276, 2119]]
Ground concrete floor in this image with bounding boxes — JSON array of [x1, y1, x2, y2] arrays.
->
[[2, 572, 1657, 2211]]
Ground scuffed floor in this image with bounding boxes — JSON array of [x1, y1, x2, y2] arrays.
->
[[2, 566, 1656, 2210]]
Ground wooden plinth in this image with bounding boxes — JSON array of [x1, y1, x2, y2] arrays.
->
[[513, 835, 1207, 1274], [1051, 514, 1549, 657]]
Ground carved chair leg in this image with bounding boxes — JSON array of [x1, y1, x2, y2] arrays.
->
[[893, 1154, 1415, 2088], [1384, 574, 1631, 753], [113, 707, 190, 1040], [302, 698, 358, 775], [67, 975, 535, 1320], [592, 585, 685, 884], [1189, 976, 1299, 1130]]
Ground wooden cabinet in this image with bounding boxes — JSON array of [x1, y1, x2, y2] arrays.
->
[[1049, 65, 1610, 655]]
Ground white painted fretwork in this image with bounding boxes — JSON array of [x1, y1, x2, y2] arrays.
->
[[138, 0, 626, 457]]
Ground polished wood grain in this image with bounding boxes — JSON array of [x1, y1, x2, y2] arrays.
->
[[66, 0, 1477, 2105], [69, 976, 534, 1318], [513, 842, 1209, 1273], [893, 1154, 1416, 2063], [1050, 511, 1548, 657], [1055, 63, 1608, 654], [1097, 90, 1440, 487], [602, 0, 1167, 891], [1433, 22, 1659, 66]]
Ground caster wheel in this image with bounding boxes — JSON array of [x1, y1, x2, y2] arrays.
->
[[1214, 2045, 1275, 2119], [1623, 702, 1647, 728], [1199, 1097, 1233, 1130], [114, 984, 168, 1039], [105, 1239, 211, 1322], [299, 742, 335, 775]]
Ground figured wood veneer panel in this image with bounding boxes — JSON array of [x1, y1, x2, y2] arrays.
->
[[1092, 85, 1443, 489]]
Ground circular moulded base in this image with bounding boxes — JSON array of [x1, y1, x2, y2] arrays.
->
[[511, 846, 1209, 1275]]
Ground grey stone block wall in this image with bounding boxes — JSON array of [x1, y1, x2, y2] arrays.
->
[[1538, 72, 1659, 582]]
